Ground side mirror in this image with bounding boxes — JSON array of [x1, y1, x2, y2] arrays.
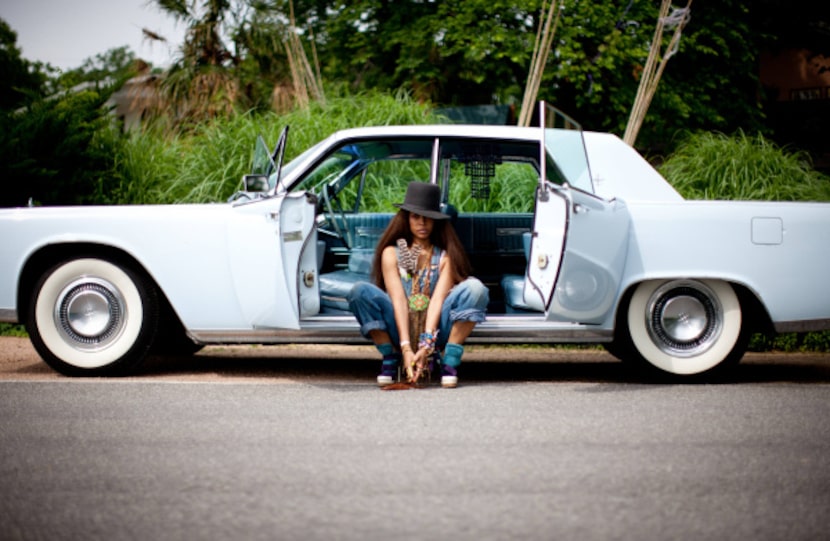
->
[[243, 174, 269, 193]]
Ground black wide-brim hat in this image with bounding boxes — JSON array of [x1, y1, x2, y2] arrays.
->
[[393, 182, 449, 220]]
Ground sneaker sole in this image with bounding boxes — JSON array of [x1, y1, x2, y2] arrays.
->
[[441, 376, 458, 388], [377, 375, 393, 386]]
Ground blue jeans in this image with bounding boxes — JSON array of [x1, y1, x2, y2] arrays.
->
[[348, 278, 489, 350]]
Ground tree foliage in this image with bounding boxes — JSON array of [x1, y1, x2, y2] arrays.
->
[[146, 0, 241, 123], [0, 18, 47, 110], [53, 46, 141, 92], [0, 89, 123, 207], [230, 2, 295, 110], [275, 0, 772, 149], [291, 0, 537, 105], [110, 0, 822, 150]]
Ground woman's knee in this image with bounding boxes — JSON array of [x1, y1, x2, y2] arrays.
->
[[442, 278, 489, 327], [461, 278, 490, 308], [348, 281, 374, 303]]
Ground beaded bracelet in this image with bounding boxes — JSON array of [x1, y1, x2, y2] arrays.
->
[[418, 330, 438, 354]]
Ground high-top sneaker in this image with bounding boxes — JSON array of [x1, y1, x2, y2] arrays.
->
[[375, 344, 400, 387], [441, 364, 458, 388], [441, 343, 464, 388], [377, 358, 399, 386]]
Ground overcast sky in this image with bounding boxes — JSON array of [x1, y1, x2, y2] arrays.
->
[[1, 0, 186, 70]]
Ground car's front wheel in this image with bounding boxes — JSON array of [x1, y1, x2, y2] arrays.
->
[[623, 279, 747, 378], [26, 257, 159, 376]]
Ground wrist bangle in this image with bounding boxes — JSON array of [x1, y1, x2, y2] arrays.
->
[[400, 340, 410, 347], [418, 330, 438, 355]]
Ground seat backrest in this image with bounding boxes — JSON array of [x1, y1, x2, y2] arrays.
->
[[346, 213, 394, 249], [453, 213, 532, 256]]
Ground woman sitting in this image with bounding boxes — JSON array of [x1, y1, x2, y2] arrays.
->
[[348, 182, 489, 388]]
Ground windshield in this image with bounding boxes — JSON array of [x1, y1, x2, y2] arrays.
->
[[292, 139, 434, 212], [267, 139, 328, 191]]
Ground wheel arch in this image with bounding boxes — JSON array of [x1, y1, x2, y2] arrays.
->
[[730, 282, 774, 336], [17, 243, 182, 333], [613, 277, 773, 335]]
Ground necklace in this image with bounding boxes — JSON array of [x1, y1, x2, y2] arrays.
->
[[408, 248, 433, 312], [396, 237, 434, 325], [398, 241, 434, 385]]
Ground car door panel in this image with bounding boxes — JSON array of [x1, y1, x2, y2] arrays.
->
[[523, 184, 629, 323], [227, 192, 318, 330], [279, 192, 320, 322], [523, 186, 568, 311], [548, 190, 630, 324]]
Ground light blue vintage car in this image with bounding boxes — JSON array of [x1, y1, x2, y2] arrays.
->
[[1, 105, 828, 379]]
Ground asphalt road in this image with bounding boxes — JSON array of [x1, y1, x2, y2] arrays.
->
[[1, 339, 829, 540]]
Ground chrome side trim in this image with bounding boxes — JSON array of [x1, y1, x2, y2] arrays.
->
[[774, 319, 830, 333], [0, 309, 18, 323], [189, 315, 613, 345]]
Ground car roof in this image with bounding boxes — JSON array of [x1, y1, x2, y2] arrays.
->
[[324, 124, 542, 143]]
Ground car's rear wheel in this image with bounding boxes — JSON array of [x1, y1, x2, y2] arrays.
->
[[623, 279, 747, 378], [26, 257, 158, 376]]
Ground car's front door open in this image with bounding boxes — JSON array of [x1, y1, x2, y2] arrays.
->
[[278, 191, 320, 321], [228, 191, 319, 330], [230, 125, 317, 329]]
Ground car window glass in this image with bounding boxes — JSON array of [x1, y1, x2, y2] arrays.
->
[[447, 160, 538, 213], [341, 159, 431, 213], [290, 137, 573, 216], [545, 128, 593, 192], [292, 139, 434, 213], [294, 149, 359, 194], [280, 139, 327, 188], [440, 139, 541, 214]]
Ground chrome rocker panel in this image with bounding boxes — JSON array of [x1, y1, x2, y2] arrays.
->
[[189, 315, 614, 345]]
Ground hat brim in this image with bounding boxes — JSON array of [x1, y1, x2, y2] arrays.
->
[[394, 203, 450, 220]]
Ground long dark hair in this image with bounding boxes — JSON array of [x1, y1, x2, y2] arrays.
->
[[370, 210, 472, 290]]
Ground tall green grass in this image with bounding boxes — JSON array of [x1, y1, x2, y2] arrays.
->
[[112, 91, 443, 205], [336, 160, 538, 214], [659, 130, 830, 201], [448, 162, 538, 213]]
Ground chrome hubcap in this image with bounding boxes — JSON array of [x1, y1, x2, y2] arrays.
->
[[646, 281, 722, 357], [54, 278, 125, 350]]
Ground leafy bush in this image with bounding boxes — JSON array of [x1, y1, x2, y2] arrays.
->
[[0, 88, 124, 207], [0, 324, 26, 337], [659, 130, 830, 201], [749, 332, 830, 353]]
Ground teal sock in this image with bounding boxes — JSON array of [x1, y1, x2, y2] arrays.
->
[[377, 343, 400, 377], [443, 343, 464, 368]]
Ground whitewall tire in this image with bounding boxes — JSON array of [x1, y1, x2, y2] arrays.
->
[[626, 279, 745, 377], [27, 257, 158, 376]]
